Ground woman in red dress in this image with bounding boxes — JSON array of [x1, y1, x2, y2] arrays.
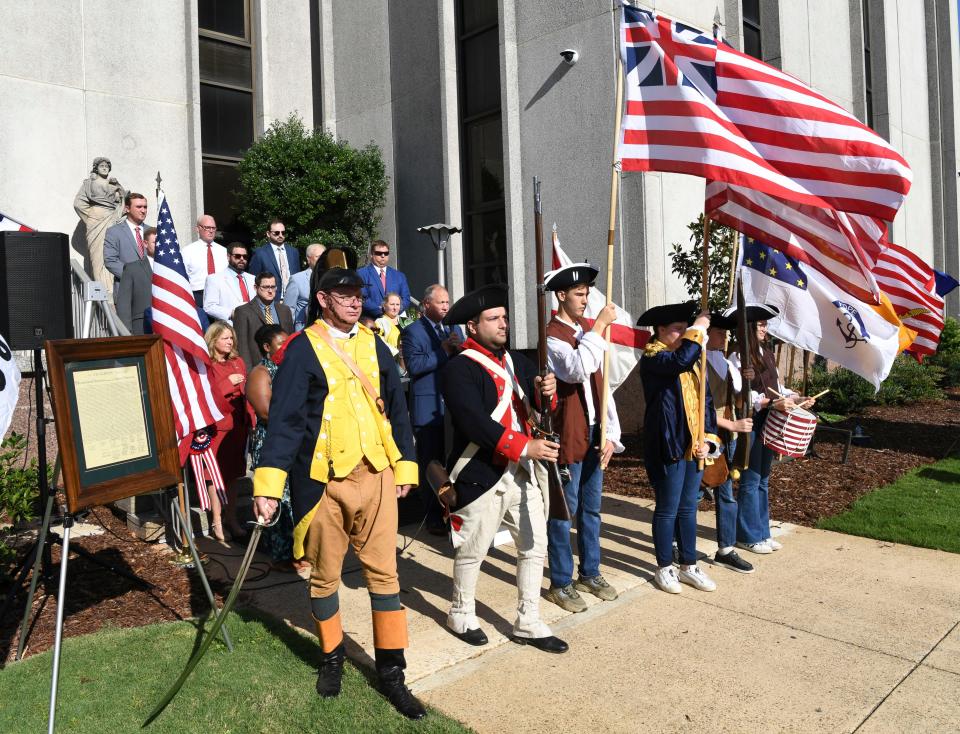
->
[[205, 321, 249, 541]]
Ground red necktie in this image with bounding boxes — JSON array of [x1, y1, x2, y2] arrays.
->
[[238, 274, 250, 302], [380, 268, 387, 291], [206, 243, 215, 275], [135, 226, 144, 258]]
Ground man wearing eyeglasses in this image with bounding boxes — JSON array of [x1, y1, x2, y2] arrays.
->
[[180, 214, 227, 308], [203, 242, 256, 325], [357, 240, 411, 320], [249, 219, 302, 299], [233, 272, 295, 371]]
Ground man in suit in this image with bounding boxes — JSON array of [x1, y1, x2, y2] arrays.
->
[[104, 192, 150, 302], [282, 242, 325, 330], [181, 214, 227, 308], [358, 240, 411, 320], [248, 219, 301, 299], [234, 272, 294, 370], [117, 227, 157, 334], [203, 242, 256, 325], [401, 284, 460, 534]]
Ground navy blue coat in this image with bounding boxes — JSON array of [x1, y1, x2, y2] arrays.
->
[[357, 264, 411, 319], [248, 243, 301, 294], [401, 317, 452, 428], [640, 337, 718, 474]]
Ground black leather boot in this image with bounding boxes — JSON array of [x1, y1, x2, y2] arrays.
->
[[375, 649, 426, 720], [316, 643, 345, 698]]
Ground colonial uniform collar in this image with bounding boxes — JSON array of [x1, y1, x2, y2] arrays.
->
[[553, 312, 583, 332], [319, 318, 362, 339], [461, 337, 506, 362]]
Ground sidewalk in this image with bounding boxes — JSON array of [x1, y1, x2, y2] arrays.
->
[[199, 494, 960, 733]]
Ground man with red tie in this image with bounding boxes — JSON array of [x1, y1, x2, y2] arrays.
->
[[104, 192, 150, 303], [203, 242, 256, 325], [358, 240, 411, 320], [181, 214, 228, 308]]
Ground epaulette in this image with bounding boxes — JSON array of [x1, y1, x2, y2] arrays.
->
[[643, 339, 667, 357]]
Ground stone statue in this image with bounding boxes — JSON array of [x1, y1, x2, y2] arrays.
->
[[74, 157, 126, 298]]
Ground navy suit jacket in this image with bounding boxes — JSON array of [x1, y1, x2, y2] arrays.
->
[[249, 243, 301, 295], [357, 263, 411, 319], [401, 317, 453, 428]]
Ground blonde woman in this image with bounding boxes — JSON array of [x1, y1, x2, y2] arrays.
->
[[204, 321, 249, 541], [375, 291, 405, 373]]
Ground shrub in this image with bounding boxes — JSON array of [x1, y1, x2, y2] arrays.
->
[[805, 355, 944, 414], [669, 215, 737, 312], [235, 114, 388, 261], [928, 317, 960, 387], [1, 432, 41, 578]]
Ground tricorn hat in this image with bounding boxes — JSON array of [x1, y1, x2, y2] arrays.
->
[[710, 303, 780, 330], [636, 301, 699, 328], [543, 262, 600, 292], [444, 283, 509, 326], [316, 267, 363, 291]]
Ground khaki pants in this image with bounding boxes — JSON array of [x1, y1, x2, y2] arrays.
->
[[304, 460, 398, 598], [448, 465, 551, 639]]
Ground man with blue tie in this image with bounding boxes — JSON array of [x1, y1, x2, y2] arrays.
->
[[401, 285, 460, 534], [358, 240, 411, 320], [248, 219, 301, 299]]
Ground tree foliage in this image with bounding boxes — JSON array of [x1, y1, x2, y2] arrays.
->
[[669, 215, 737, 312], [235, 115, 388, 260]]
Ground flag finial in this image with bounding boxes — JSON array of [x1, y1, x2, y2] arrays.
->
[[552, 222, 557, 233], [155, 171, 162, 198]]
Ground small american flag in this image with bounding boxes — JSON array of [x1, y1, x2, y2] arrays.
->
[[617, 6, 912, 299], [151, 192, 225, 507], [874, 243, 945, 358]]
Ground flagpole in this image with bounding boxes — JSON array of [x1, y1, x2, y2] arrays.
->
[[698, 214, 711, 470], [599, 48, 625, 471]]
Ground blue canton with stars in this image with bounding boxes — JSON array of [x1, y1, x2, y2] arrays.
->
[[742, 238, 808, 290], [153, 197, 189, 280]]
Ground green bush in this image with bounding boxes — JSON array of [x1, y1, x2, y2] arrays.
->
[[235, 114, 388, 261], [805, 355, 944, 414], [669, 215, 737, 312], [1, 432, 41, 577], [928, 317, 960, 387]]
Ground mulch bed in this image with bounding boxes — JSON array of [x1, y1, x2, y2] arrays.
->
[[605, 392, 960, 525], [2, 393, 958, 663]]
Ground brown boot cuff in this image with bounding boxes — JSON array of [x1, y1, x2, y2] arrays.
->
[[313, 612, 344, 654], [372, 608, 409, 650]]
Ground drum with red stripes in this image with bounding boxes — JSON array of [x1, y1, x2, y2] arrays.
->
[[761, 407, 817, 458]]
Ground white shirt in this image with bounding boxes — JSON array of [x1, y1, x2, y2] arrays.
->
[[181, 239, 229, 291], [707, 349, 742, 393], [545, 315, 624, 452], [203, 268, 256, 324], [126, 219, 144, 253]]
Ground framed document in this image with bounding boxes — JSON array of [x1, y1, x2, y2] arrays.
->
[[46, 336, 181, 513]]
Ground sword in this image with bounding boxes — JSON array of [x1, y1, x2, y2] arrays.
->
[[145, 515, 274, 724]]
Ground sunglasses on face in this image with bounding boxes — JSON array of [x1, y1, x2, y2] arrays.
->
[[231, 253, 248, 259], [372, 250, 389, 256], [270, 230, 286, 236]]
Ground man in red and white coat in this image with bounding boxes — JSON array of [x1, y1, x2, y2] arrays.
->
[[440, 284, 568, 654]]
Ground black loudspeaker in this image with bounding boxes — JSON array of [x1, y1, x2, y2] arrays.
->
[[0, 231, 74, 349]]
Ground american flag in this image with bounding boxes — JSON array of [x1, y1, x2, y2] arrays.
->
[[151, 192, 224, 506], [617, 6, 912, 299], [874, 242, 945, 357], [0, 210, 33, 232]]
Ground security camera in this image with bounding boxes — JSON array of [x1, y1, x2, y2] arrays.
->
[[560, 49, 579, 65]]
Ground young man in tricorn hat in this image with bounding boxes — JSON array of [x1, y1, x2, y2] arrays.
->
[[541, 262, 623, 612], [440, 284, 569, 654], [252, 266, 426, 720]]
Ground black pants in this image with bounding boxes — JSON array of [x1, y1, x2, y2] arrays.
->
[[414, 423, 445, 526]]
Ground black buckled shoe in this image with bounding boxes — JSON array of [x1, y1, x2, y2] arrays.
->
[[375, 650, 427, 720], [510, 635, 569, 654], [316, 643, 345, 698], [450, 626, 489, 646]]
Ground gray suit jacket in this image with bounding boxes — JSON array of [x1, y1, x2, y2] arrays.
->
[[116, 258, 152, 335], [281, 268, 312, 330], [233, 299, 294, 371], [104, 221, 145, 295]]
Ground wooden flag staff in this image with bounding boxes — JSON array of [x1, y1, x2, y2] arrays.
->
[[697, 215, 712, 469]]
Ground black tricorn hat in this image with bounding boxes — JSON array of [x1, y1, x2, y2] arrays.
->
[[543, 262, 600, 292], [636, 301, 698, 328], [711, 303, 781, 330], [444, 283, 509, 326], [316, 267, 363, 291]]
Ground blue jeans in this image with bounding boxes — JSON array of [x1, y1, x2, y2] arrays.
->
[[547, 427, 603, 588], [714, 438, 739, 550], [651, 459, 702, 568], [736, 413, 775, 544]]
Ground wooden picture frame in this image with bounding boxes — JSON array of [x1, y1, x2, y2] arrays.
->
[[45, 335, 181, 513]]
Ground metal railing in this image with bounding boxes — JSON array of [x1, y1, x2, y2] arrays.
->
[[69, 260, 130, 338]]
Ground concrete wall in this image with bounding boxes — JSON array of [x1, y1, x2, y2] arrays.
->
[[253, 0, 315, 131]]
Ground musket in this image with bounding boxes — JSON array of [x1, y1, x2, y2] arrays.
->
[[731, 279, 752, 473], [532, 177, 570, 522]]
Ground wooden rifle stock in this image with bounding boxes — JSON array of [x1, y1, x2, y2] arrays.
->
[[731, 279, 752, 472], [532, 177, 570, 522]]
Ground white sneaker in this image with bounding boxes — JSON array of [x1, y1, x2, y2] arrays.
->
[[764, 537, 783, 551], [654, 566, 682, 594], [678, 565, 717, 592], [736, 541, 773, 555]]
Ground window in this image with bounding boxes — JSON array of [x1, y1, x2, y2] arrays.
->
[[742, 0, 762, 60], [199, 0, 254, 242], [456, 0, 507, 290]]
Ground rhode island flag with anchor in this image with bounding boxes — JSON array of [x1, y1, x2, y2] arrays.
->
[[738, 237, 913, 389]]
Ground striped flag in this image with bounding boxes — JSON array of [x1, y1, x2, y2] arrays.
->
[[151, 191, 225, 506], [617, 6, 911, 299], [873, 242, 945, 357], [0, 210, 33, 232]]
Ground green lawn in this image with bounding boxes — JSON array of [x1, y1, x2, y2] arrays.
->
[[817, 456, 960, 553], [0, 610, 471, 734]]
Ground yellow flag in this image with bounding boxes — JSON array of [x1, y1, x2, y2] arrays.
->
[[873, 292, 917, 353]]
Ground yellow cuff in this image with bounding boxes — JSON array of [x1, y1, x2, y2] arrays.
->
[[253, 466, 288, 499], [393, 460, 418, 487], [683, 327, 705, 345]]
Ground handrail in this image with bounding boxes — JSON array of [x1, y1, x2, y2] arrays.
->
[[69, 260, 130, 338]]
